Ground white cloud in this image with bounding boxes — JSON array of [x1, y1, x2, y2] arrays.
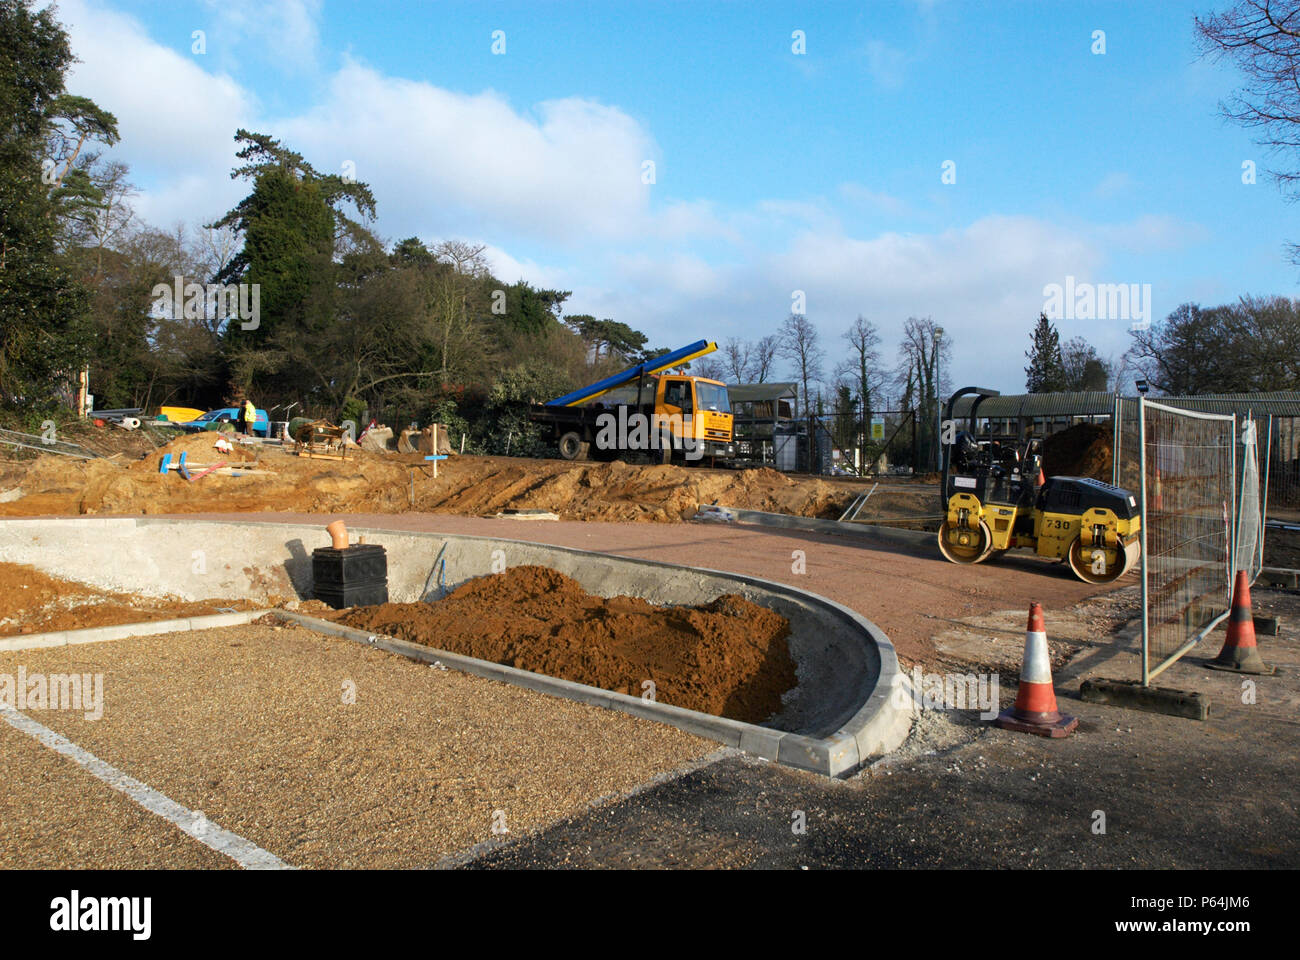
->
[[479, 244, 573, 294], [863, 40, 908, 89], [58, 4, 659, 244], [200, 0, 322, 73], [1091, 214, 1207, 253], [838, 182, 911, 217], [271, 60, 657, 244], [559, 216, 1111, 392], [59, 0, 254, 224]]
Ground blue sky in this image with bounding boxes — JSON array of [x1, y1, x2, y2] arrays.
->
[[53, 0, 1298, 396]]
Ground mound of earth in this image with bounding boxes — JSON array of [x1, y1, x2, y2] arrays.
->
[[1042, 423, 1113, 480], [336, 565, 796, 723], [0, 435, 862, 522], [0, 562, 255, 636], [128, 431, 258, 471]]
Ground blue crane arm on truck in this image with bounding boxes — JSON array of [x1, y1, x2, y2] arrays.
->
[[529, 341, 735, 464]]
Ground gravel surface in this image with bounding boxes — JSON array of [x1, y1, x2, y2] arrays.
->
[[0, 722, 233, 869], [0, 623, 711, 868]]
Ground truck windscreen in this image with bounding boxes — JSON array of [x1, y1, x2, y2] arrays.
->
[[696, 382, 730, 413]]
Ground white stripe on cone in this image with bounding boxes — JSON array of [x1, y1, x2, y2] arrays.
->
[[1020, 631, 1053, 684]]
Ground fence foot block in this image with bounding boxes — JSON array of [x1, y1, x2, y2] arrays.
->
[[1252, 615, 1280, 636], [1079, 678, 1210, 721]]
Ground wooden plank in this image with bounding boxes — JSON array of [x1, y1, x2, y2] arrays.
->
[[188, 460, 228, 482]]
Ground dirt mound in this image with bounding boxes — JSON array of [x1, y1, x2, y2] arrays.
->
[[0, 562, 254, 636], [1042, 423, 1113, 480], [431, 461, 854, 523], [336, 565, 796, 723], [129, 432, 258, 472], [0, 449, 862, 523]]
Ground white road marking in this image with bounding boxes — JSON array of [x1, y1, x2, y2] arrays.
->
[[0, 705, 291, 870]]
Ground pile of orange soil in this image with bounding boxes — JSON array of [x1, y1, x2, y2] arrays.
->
[[336, 565, 796, 723], [0, 562, 254, 636], [0, 431, 860, 522]]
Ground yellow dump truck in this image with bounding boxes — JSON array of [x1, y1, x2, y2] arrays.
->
[[529, 341, 735, 464]]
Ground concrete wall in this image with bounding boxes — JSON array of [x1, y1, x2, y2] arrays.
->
[[0, 517, 912, 775]]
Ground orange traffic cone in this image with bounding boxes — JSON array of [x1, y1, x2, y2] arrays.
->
[[1206, 570, 1275, 675], [994, 602, 1079, 737]]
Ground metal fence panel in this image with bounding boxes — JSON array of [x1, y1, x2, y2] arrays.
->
[[1139, 399, 1236, 683]]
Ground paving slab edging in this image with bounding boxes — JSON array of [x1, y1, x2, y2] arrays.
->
[[0, 609, 274, 652], [276, 609, 911, 777]]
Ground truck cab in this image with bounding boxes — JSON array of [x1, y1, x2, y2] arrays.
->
[[654, 375, 734, 456]]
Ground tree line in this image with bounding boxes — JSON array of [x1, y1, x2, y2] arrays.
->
[[0, 0, 957, 462]]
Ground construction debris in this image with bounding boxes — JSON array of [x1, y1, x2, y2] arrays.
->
[[397, 424, 451, 455], [359, 425, 393, 453], [292, 420, 348, 460], [0, 427, 102, 461]]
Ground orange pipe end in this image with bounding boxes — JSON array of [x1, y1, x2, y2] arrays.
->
[[326, 519, 348, 550]]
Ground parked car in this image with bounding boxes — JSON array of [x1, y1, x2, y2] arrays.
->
[[178, 407, 270, 437]]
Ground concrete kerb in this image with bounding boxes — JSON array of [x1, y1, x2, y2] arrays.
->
[[0, 609, 274, 653], [0, 516, 914, 777]]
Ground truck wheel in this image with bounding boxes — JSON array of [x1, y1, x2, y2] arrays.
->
[[558, 431, 589, 461]]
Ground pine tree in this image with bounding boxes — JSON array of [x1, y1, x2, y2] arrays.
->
[[0, 0, 117, 411], [1025, 313, 1066, 392]]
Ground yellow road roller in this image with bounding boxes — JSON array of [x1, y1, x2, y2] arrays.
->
[[937, 388, 1140, 584]]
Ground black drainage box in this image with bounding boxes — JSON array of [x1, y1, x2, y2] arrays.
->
[[312, 544, 389, 609]]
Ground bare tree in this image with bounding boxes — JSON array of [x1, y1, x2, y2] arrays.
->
[[721, 337, 752, 382], [70, 160, 137, 278], [1196, 1, 1300, 261], [434, 239, 489, 278], [838, 314, 884, 413], [429, 240, 489, 380], [693, 356, 725, 380], [778, 314, 824, 417], [751, 334, 779, 383], [894, 317, 950, 469], [196, 225, 241, 283]]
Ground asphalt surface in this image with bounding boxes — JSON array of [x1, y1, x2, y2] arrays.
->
[[467, 623, 1300, 869]]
